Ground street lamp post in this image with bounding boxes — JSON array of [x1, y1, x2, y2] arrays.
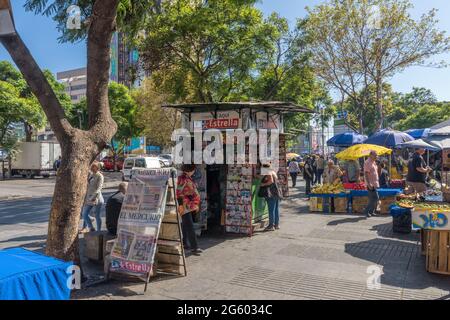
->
[[0, 0, 15, 37]]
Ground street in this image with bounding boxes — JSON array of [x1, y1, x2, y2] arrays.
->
[[1, 178, 449, 300]]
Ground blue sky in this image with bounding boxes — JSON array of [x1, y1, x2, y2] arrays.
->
[[1, 0, 450, 101]]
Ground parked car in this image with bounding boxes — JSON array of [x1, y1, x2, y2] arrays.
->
[[158, 154, 173, 167], [101, 156, 124, 171], [122, 156, 161, 181]]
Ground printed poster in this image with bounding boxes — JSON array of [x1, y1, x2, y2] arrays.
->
[[110, 168, 171, 278]]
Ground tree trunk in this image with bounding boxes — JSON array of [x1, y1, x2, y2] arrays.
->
[[0, 0, 120, 264], [46, 133, 97, 263], [7, 155, 12, 179], [375, 76, 383, 131], [24, 122, 33, 142]]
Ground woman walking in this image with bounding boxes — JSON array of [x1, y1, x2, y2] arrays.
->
[[176, 164, 202, 255], [80, 161, 104, 233], [260, 163, 281, 231]]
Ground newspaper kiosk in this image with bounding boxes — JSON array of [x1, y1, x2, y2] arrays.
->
[[163, 102, 314, 236]]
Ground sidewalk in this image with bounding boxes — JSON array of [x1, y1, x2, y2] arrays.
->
[[74, 181, 450, 300], [0, 172, 122, 200]]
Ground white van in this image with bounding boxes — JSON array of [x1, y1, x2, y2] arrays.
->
[[121, 156, 161, 181]]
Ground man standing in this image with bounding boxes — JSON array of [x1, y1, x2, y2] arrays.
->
[[364, 151, 379, 218], [303, 157, 314, 197], [105, 182, 128, 236], [288, 159, 300, 187], [315, 155, 326, 184], [406, 148, 432, 195]]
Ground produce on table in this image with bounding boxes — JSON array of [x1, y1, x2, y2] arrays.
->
[[396, 199, 450, 211], [311, 183, 345, 194]]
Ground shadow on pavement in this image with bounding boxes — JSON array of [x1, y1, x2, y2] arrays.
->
[[344, 237, 450, 294], [370, 222, 420, 242], [327, 217, 367, 226]]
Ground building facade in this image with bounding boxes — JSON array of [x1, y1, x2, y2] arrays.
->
[[110, 32, 144, 88], [56, 67, 87, 104]]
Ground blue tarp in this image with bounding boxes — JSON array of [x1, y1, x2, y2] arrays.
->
[[0, 248, 72, 300], [389, 205, 411, 217], [350, 188, 402, 197], [310, 192, 349, 198], [405, 128, 431, 139]]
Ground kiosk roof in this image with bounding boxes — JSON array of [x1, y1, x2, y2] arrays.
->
[[162, 101, 315, 114]]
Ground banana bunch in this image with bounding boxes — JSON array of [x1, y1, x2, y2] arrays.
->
[[311, 183, 345, 194]]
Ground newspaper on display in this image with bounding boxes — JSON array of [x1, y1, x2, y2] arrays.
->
[[110, 168, 171, 278]]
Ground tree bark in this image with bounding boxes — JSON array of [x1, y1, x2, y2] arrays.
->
[[24, 121, 33, 142], [0, 0, 119, 264], [375, 76, 383, 131]]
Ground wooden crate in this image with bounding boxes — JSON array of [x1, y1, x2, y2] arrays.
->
[[102, 233, 117, 259], [84, 231, 108, 261], [379, 196, 397, 215], [421, 229, 429, 255], [333, 197, 348, 213], [159, 223, 181, 241], [309, 197, 323, 212], [352, 196, 368, 214], [426, 230, 450, 275]]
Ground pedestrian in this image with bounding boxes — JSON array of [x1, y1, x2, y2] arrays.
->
[[105, 182, 128, 236], [363, 151, 380, 218], [177, 164, 202, 255], [379, 162, 390, 188], [311, 155, 317, 185], [288, 158, 300, 187], [315, 155, 325, 184], [260, 163, 281, 231], [80, 161, 105, 233], [53, 156, 61, 171], [303, 157, 314, 197], [405, 148, 432, 195], [323, 160, 343, 184]]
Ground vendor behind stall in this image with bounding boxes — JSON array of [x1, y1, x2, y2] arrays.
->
[[406, 148, 432, 195], [323, 160, 343, 184]]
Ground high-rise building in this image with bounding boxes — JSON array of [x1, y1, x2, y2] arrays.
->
[[110, 32, 144, 88], [56, 67, 87, 103]]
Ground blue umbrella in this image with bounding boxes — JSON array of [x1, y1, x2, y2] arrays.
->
[[405, 128, 431, 139], [327, 132, 367, 147], [395, 138, 441, 151], [364, 129, 414, 148]]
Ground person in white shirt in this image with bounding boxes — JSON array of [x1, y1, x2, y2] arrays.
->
[[288, 159, 301, 187]]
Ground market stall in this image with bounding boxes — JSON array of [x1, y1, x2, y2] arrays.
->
[[395, 196, 450, 275], [163, 102, 314, 236], [308, 143, 403, 215]]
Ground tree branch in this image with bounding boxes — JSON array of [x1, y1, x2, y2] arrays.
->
[[0, 34, 73, 142]]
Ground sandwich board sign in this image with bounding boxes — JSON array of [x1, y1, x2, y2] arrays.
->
[[109, 168, 171, 279]]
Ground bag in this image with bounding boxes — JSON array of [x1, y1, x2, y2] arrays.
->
[[269, 181, 283, 199], [258, 185, 269, 198], [258, 174, 282, 199]]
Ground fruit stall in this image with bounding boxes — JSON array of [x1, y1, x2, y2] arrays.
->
[[393, 193, 450, 275], [309, 182, 402, 215]]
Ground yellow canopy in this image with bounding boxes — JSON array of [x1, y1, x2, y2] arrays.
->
[[286, 152, 300, 159], [336, 144, 392, 160]]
